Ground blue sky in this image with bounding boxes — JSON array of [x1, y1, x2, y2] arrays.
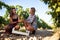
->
[[0, 0, 53, 25]]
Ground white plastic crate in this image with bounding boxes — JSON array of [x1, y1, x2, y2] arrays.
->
[[12, 28, 30, 36]]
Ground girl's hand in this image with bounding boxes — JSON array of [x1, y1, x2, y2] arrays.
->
[[18, 19, 24, 23], [21, 19, 25, 22], [11, 22, 17, 24]]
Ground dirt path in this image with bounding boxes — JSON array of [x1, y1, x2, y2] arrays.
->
[[0, 29, 54, 40]]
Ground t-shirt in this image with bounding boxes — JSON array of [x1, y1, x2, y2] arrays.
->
[[26, 14, 37, 27]]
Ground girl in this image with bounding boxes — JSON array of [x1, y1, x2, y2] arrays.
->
[[5, 8, 22, 34]]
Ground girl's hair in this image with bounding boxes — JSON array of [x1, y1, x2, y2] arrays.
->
[[9, 8, 16, 17]]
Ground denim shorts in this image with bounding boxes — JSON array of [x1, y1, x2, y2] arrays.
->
[[32, 24, 37, 30]]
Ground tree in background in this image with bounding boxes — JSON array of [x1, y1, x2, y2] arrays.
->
[[41, 0, 60, 27], [37, 16, 52, 29], [0, 1, 10, 29], [0, 16, 7, 29], [0, 1, 10, 10]]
